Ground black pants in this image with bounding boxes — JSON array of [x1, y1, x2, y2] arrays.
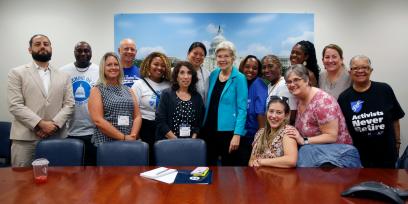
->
[[235, 136, 253, 166], [67, 135, 96, 166], [140, 119, 157, 165], [204, 130, 240, 166]]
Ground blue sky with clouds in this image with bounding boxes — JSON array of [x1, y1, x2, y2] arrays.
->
[[114, 13, 314, 60]]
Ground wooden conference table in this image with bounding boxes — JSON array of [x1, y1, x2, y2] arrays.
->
[[0, 166, 407, 204]]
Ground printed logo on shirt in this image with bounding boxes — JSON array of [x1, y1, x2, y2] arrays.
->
[[351, 111, 385, 135], [123, 75, 140, 88], [350, 100, 364, 113], [71, 76, 93, 105], [148, 90, 161, 109]]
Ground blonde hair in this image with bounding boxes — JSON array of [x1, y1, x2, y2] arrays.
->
[[97, 52, 124, 85], [139, 52, 171, 81]]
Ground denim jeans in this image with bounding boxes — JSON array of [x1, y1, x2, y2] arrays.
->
[[297, 144, 362, 168]]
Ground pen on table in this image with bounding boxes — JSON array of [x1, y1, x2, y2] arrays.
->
[[156, 168, 169, 176]]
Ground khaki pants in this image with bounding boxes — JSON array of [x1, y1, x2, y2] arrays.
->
[[11, 140, 38, 167]]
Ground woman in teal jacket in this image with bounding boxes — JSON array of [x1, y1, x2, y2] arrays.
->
[[202, 41, 248, 166]]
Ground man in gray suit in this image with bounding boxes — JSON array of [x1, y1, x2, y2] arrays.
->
[[8, 34, 75, 167]]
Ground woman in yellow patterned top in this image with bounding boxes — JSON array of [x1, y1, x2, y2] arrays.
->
[[249, 96, 299, 168]]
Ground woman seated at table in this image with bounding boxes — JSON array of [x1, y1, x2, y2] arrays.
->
[[284, 64, 361, 168], [155, 61, 204, 140], [249, 96, 298, 168], [89, 52, 142, 146]]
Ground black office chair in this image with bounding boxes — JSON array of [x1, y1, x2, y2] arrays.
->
[[97, 141, 149, 166], [35, 138, 84, 166], [0, 122, 11, 167], [154, 139, 206, 166]]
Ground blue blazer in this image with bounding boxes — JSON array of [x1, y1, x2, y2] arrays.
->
[[203, 66, 248, 136]]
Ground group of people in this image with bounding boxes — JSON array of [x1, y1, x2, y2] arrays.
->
[[8, 34, 405, 169]]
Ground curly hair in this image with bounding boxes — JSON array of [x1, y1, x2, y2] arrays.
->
[[139, 52, 171, 81], [171, 61, 198, 93]]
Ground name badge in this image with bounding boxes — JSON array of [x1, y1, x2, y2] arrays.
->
[[118, 116, 129, 126], [179, 124, 191, 137]]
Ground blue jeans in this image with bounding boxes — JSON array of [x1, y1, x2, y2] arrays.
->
[[297, 144, 362, 168]]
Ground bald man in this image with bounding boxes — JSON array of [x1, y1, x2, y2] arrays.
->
[[60, 41, 99, 165], [118, 38, 140, 87]]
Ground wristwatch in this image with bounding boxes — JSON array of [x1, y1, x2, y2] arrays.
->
[[303, 137, 309, 145]]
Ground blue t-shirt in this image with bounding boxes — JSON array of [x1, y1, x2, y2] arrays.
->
[[245, 77, 268, 138], [123, 65, 140, 88]]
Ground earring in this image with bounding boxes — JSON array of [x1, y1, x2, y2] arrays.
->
[[303, 61, 307, 66]]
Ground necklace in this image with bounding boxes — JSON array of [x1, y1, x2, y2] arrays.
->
[[219, 72, 230, 82], [75, 63, 90, 72], [268, 77, 282, 96], [176, 90, 191, 101]]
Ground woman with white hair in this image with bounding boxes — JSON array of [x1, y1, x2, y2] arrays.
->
[[201, 41, 248, 166]]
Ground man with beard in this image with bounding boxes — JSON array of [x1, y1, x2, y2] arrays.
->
[[60, 41, 99, 165], [7, 34, 74, 167], [118, 38, 140, 87]]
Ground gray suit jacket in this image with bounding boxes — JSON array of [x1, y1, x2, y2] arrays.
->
[[8, 62, 75, 141]]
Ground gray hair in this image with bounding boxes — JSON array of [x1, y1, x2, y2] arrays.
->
[[349, 55, 372, 68], [98, 52, 124, 85], [284, 64, 309, 81], [215, 41, 237, 59]]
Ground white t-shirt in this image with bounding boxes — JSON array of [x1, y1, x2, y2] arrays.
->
[[267, 76, 297, 110], [132, 78, 171, 121], [60, 62, 99, 136]]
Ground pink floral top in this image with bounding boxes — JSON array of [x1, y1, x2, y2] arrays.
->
[[295, 89, 352, 144], [251, 125, 297, 159]]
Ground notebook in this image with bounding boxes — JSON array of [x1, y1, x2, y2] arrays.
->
[[174, 170, 212, 184], [140, 167, 178, 184]]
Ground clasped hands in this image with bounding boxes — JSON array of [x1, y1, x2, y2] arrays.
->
[[124, 134, 137, 141], [35, 120, 59, 139]]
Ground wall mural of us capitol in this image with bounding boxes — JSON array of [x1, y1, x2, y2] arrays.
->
[[114, 13, 314, 71]]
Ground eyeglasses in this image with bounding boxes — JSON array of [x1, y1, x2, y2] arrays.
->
[[350, 66, 371, 72], [269, 95, 289, 104], [285, 77, 303, 85]]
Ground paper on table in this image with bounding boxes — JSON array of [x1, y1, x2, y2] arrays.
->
[[154, 171, 178, 184], [140, 167, 178, 184]]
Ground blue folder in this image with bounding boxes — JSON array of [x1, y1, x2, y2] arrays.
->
[[174, 170, 212, 184]]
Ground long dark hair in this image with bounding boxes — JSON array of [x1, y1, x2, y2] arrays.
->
[[296, 40, 320, 85], [171, 61, 198, 93]]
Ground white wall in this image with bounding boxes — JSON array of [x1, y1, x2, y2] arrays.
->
[[1, 0, 407, 153]]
